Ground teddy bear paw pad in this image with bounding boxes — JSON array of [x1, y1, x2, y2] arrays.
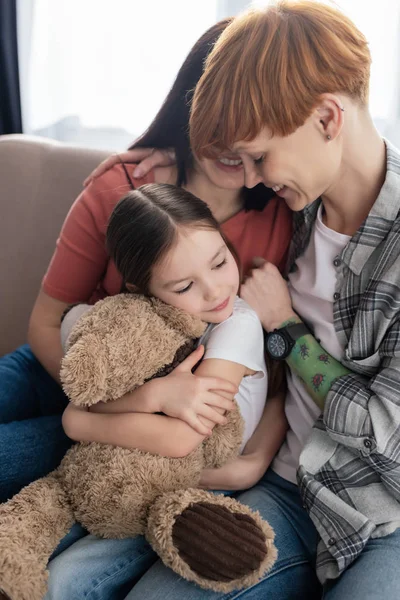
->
[[146, 488, 277, 592], [172, 502, 268, 582]]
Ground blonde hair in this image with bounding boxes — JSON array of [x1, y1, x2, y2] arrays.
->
[[190, 0, 371, 156]]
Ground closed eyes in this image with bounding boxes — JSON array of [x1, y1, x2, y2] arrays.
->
[[175, 258, 227, 295]]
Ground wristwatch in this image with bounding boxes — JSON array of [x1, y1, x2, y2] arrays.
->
[[265, 322, 310, 360]]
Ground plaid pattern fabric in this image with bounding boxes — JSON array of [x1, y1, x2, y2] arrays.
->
[[289, 140, 400, 583]]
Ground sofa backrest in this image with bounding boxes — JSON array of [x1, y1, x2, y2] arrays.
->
[[0, 134, 108, 355]]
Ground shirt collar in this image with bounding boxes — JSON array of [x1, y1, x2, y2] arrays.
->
[[289, 139, 400, 275], [344, 139, 400, 275]]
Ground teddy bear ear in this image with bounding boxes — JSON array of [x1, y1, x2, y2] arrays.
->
[[150, 298, 207, 338], [60, 333, 109, 407]]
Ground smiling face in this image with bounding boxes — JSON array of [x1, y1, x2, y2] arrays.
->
[[233, 111, 343, 212], [193, 153, 245, 191], [148, 226, 239, 324]]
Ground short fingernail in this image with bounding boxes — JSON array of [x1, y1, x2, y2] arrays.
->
[[133, 167, 142, 178]]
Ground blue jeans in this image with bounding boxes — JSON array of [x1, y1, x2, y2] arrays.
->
[[322, 530, 400, 599], [45, 471, 322, 600], [0, 345, 73, 502], [126, 524, 400, 600]]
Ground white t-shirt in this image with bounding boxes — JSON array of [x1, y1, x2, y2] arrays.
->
[[199, 297, 267, 453], [272, 205, 351, 483]]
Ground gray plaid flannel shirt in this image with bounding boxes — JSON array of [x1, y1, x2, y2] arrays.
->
[[288, 140, 400, 583]]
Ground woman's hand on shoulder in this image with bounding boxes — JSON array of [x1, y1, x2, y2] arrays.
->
[[153, 345, 237, 436], [83, 148, 177, 186]]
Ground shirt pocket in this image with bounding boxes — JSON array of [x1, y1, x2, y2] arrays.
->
[[344, 347, 381, 377]]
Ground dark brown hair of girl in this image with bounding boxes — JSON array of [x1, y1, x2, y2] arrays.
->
[[106, 183, 238, 295]]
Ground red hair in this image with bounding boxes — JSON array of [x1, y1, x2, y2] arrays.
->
[[190, 0, 371, 156]]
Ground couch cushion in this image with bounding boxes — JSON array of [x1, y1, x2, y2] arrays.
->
[[0, 134, 109, 355]]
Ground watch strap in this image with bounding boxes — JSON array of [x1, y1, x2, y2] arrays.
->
[[283, 322, 310, 342]]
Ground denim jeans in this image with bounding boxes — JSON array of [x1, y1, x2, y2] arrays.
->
[[0, 344, 73, 502], [322, 529, 400, 599], [124, 525, 400, 600], [46, 471, 322, 600]]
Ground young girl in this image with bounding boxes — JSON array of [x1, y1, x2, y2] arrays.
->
[[61, 182, 270, 461]]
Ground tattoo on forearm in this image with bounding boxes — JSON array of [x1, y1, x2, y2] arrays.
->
[[298, 343, 310, 360], [318, 353, 330, 364], [286, 329, 350, 410], [311, 373, 325, 391]]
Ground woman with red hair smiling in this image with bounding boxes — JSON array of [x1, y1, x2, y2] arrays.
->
[[187, 1, 400, 599]]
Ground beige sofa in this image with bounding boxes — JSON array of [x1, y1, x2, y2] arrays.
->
[[0, 134, 109, 356]]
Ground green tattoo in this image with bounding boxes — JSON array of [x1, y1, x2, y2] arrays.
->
[[285, 324, 351, 410], [278, 316, 301, 328], [297, 342, 310, 360], [311, 373, 325, 391]]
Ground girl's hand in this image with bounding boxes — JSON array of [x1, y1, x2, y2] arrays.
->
[[241, 259, 296, 331], [83, 148, 176, 186], [154, 345, 237, 436]]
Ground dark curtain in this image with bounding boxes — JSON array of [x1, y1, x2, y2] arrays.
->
[[0, 0, 22, 134]]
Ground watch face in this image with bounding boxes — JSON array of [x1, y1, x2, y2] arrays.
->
[[267, 333, 287, 358]]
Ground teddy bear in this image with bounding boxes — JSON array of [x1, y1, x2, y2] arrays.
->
[[0, 293, 276, 600]]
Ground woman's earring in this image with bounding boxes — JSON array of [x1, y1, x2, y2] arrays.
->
[[327, 135, 332, 140]]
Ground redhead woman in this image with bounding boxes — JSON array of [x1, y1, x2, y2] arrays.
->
[[186, 2, 400, 599]]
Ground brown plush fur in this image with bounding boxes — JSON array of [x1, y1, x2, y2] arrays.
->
[[202, 407, 244, 469], [0, 474, 74, 600], [0, 294, 276, 599], [61, 295, 207, 406]]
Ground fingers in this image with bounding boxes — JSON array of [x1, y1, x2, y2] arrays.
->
[[133, 149, 176, 178], [118, 148, 154, 162], [204, 392, 235, 412], [83, 154, 121, 186], [247, 259, 278, 277], [186, 415, 212, 436], [205, 377, 238, 395], [198, 405, 228, 425], [83, 147, 177, 186], [252, 256, 266, 268], [175, 345, 205, 373], [83, 148, 156, 186]]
